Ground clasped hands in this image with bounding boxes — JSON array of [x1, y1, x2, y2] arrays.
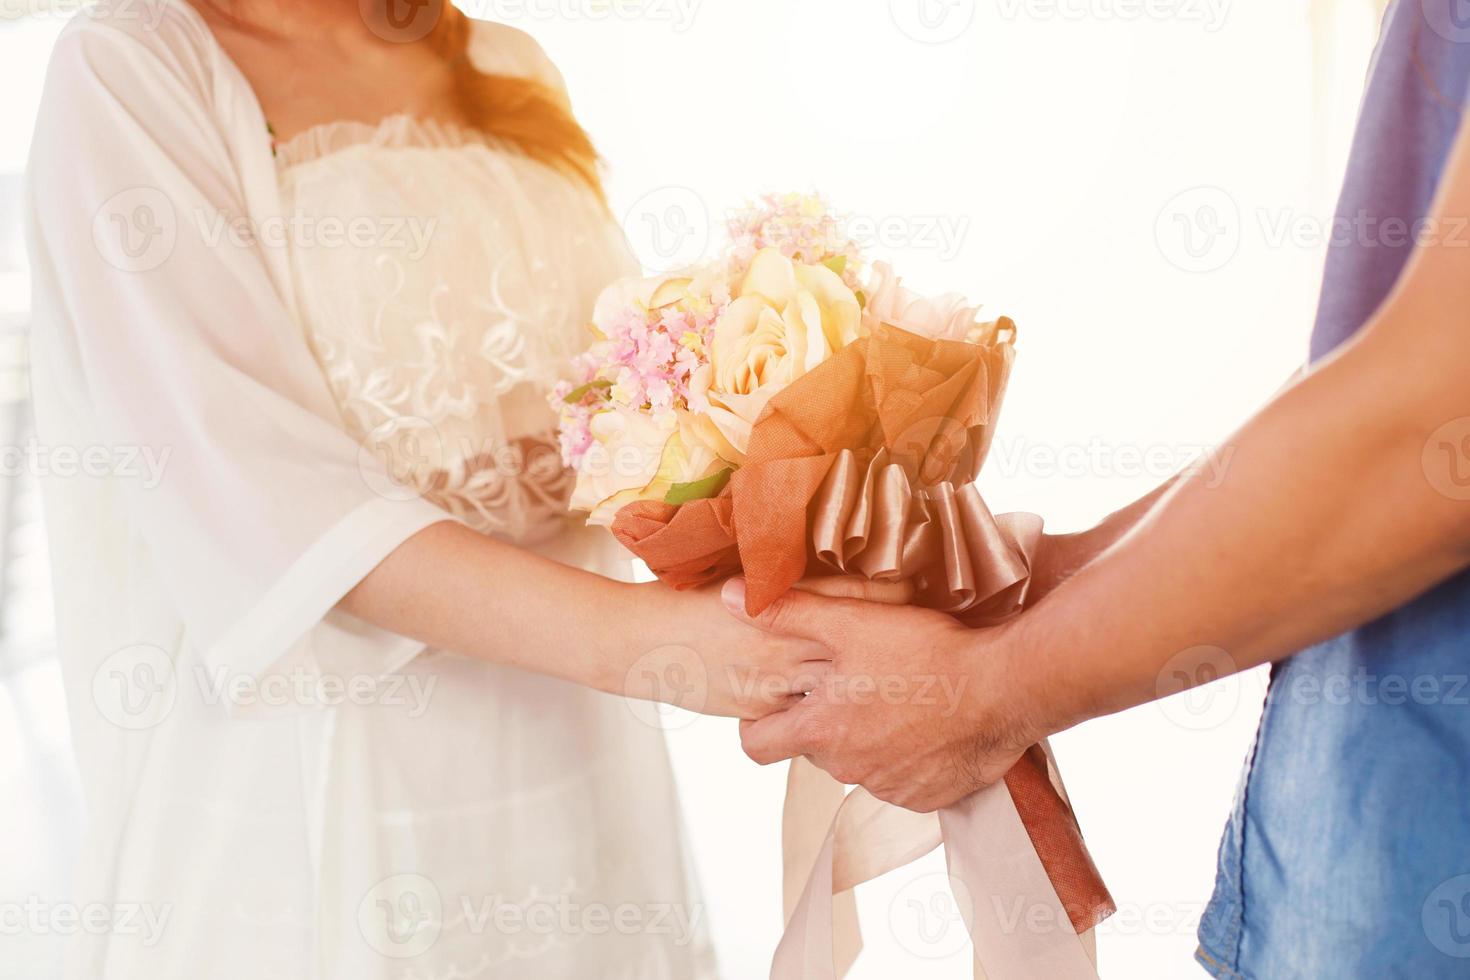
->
[[719, 538, 1085, 814]]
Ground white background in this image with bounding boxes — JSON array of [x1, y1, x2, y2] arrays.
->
[[528, 1, 1383, 977], [0, 1, 1388, 978]]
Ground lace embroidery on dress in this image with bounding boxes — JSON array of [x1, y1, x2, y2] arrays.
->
[[277, 113, 633, 544]]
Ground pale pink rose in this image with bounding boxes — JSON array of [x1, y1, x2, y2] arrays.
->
[[862, 261, 984, 343], [590, 272, 695, 336], [572, 408, 730, 525], [571, 408, 675, 525]]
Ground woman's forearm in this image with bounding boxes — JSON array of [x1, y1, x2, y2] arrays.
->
[[339, 521, 829, 718], [340, 521, 643, 692]]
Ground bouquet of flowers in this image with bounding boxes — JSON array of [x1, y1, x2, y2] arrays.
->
[[555, 194, 1112, 979]]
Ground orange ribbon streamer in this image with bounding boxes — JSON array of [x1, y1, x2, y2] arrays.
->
[[611, 323, 1114, 966]]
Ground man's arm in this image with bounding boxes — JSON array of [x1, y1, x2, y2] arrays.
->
[[728, 120, 1470, 813], [1028, 367, 1306, 604], [1026, 477, 1178, 603]]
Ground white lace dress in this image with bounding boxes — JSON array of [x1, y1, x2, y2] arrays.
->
[[26, 3, 717, 979]]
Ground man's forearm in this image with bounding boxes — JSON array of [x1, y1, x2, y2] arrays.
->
[[1031, 370, 1309, 601], [725, 329, 1470, 808], [1008, 324, 1470, 736], [1030, 477, 1179, 600], [730, 118, 1470, 812]]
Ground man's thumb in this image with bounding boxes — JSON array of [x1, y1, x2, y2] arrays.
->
[[722, 577, 850, 642]]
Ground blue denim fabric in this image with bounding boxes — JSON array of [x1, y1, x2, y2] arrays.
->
[[1196, 2, 1470, 977]]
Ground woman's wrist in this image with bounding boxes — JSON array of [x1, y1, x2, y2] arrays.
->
[[584, 579, 659, 696]]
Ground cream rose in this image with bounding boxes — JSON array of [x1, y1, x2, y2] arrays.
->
[[572, 407, 730, 525], [697, 248, 862, 460], [862, 261, 984, 343]]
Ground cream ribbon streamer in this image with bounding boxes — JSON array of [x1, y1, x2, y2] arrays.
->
[[772, 760, 1100, 980], [776, 467, 1103, 978]]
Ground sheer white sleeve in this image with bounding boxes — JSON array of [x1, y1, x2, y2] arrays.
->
[[26, 15, 454, 691]]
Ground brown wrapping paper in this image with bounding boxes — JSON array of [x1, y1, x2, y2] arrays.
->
[[611, 322, 1114, 936]]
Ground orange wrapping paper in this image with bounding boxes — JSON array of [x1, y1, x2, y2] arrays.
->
[[611, 322, 1113, 934]]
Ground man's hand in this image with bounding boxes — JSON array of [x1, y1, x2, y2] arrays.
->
[[724, 579, 1042, 813]]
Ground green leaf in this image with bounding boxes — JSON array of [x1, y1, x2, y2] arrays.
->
[[563, 379, 612, 404], [664, 467, 733, 505], [822, 255, 848, 276]]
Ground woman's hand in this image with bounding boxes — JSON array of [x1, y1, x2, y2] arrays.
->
[[727, 581, 1039, 812], [615, 576, 918, 720], [616, 581, 831, 720]]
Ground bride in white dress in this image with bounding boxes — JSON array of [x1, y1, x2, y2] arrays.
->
[[24, 2, 826, 977]]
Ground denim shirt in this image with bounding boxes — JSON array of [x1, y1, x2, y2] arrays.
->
[[1196, 3, 1470, 977]]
